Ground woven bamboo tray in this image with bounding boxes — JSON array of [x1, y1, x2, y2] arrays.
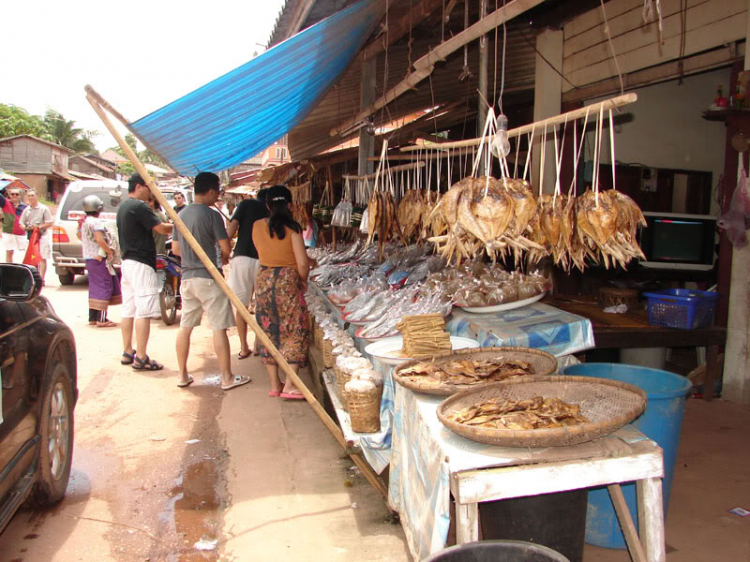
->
[[323, 338, 334, 368], [393, 347, 557, 396], [348, 385, 383, 433], [437, 375, 647, 447]]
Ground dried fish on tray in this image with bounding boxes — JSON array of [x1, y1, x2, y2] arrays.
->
[[447, 396, 589, 430], [393, 347, 557, 396], [437, 375, 648, 447]]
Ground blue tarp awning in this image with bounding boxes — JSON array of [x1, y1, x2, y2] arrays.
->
[[130, 0, 384, 176]]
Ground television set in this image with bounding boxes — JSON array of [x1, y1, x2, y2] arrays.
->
[[637, 212, 717, 271]]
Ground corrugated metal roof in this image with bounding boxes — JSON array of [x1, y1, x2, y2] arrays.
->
[[129, 0, 384, 176], [288, 23, 536, 160]]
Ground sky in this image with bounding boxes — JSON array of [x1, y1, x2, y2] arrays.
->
[[2, 0, 287, 152]]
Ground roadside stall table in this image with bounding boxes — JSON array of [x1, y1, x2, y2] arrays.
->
[[389, 383, 665, 561], [549, 295, 726, 400]]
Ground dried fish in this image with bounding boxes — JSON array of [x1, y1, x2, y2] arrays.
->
[[448, 396, 589, 429]]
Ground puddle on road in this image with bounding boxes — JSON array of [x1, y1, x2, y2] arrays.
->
[[160, 459, 224, 561]]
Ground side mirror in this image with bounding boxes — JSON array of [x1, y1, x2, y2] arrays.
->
[[0, 264, 42, 301]]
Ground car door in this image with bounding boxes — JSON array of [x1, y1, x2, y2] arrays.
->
[[0, 298, 33, 498]]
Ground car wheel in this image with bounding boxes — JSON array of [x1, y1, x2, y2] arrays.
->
[[58, 270, 75, 285], [28, 360, 74, 508], [160, 281, 177, 325]]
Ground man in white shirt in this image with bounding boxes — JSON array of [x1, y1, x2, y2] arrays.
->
[[19, 189, 53, 279]]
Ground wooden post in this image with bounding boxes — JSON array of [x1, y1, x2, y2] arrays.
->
[[608, 484, 648, 562], [84, 85, 388, 500]]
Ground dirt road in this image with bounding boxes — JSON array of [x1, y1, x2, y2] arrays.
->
[[0, 273, 408, 561]]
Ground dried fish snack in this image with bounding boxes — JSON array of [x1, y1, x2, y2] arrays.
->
[[398, 356, 535, 387], [448, 395, 589, 430]]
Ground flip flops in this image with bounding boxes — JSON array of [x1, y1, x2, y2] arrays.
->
[[177, 375, 194, 388], [280, 391, 305, 400], [238, 350, 252, 360], [268, 389, 282, 397], [222, 375, 252, 391]]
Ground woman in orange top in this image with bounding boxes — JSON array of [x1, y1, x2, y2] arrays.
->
[[252, 185, 310, 399]]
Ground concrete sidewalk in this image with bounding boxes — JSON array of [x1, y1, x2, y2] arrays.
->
[[218, 355, 409, 561]]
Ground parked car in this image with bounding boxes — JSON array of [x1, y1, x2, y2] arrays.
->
[[0, 263, 77, 534], [52, 180, 128, 286]]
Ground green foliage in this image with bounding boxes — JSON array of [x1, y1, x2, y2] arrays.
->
[[108, 133, 170, 170], [117, 161, 136, 176], [0, 104, 52, 140], [44, 109, 98, 153]]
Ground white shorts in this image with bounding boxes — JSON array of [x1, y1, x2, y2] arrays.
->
[[180, 277, 236, 330], [120, 259, 160, 319], [39, 233, 52, 260], [3, 232, 27, 252], [227, 256, 260, 307]]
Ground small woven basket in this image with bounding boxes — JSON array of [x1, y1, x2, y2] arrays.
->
[[323, 338, 334, 368], [348, 385, 383, 433], [337, 370, 353, 411], [314, 325, 324, 349], [600, 287, 639, 309]]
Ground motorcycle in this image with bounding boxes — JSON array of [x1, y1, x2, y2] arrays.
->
[[156, 253, 182, 325]]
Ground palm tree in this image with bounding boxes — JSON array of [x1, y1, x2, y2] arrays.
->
[[44, 110, 97, 153]]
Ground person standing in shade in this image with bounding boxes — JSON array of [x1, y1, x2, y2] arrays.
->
[[252, 185, 310, 400], [173, 191, 187, 214], [172, 172, 250, 391], [0, 188, 28, 263], [226, 188, 268, 359], [19, 189, 53, 279], [117, 173, 173, 371]]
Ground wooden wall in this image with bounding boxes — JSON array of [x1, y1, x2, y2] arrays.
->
[[0, 137, 54, 174], [563, 0, 747, 96]]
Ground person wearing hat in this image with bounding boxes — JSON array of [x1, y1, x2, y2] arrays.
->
[[80, 194, 121, 327], [252, 184, 310, 399]]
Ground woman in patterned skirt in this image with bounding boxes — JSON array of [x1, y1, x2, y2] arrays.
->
[[252, 185, 310, 399]]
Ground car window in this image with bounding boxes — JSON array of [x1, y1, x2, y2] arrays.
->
[[60, 188, 129, 221]]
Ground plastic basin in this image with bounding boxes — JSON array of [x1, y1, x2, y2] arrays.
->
[[424, 540, 570, 561], [560, 363, 692, 549]]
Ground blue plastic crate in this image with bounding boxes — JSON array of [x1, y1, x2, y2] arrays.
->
[[642, 289, 718, 329]]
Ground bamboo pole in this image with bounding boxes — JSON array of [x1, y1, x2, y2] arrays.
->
[[329, 0, 547, 137], [84, 85, 388, 500], [342, 161, 425, 181], [400, 93, 638, 152]]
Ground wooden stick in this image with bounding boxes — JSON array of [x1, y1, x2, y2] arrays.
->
[[85, 89, 388, 500], [342, 161, 425, 181], [400, 93, 638, 152], [608, 484, 648, 562]]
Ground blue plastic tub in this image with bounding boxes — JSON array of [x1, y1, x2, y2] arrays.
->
[[560, 363, 692, 549]]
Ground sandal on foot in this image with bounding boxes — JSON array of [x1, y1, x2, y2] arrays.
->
[[238, 350, 252, 360], [280, 391, 305, 400], [132, 355, 164, 371], [121, 351, 135, 365], [268, 389, 282, 397], [177, 375, 194, 388], [222, 375, 251, 391], [96, 320, 118, 328]]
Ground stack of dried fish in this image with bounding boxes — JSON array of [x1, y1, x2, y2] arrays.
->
[[428, 176, 542, 265], [396, 190, 427, 243], [397, 313, 451, 358], [448, 396, 590, 430], [399, 357, 534, 387], [366, 191, 406, 258]]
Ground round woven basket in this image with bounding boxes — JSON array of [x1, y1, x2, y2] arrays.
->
[[323, 338, 334, 368], [437, 375, 647, 448], [600, 287, 639, 309], [393, 347, 557, 396], [336, 369, 353, 411], [314, 325, 324, 349], [348, 385, 383, 433]]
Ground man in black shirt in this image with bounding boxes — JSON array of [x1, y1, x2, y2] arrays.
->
[[117, 173, 173, 371], [173, 191, 187, 214], [226, 188, 269, 359]]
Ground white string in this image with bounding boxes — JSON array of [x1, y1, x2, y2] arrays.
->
[[609, 108, 617, 191]]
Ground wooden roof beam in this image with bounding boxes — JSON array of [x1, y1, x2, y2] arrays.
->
[[331, 0, 547, 137], [359, 0, 446, 62]]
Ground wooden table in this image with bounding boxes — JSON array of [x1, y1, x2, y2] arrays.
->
[[548, 296, 726, 400], [451, 429, 665, 562]]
